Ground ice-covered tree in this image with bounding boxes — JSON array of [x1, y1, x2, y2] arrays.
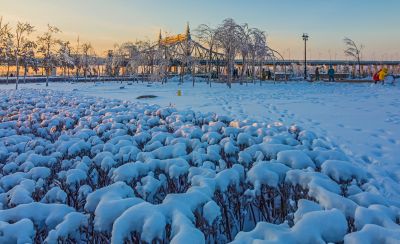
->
[[135, 40, 154, 80], [57, 41, 74, 81], [20, 40, 37, 83], [195, 24, 217, 84], [250, 28, 267, 83], [0, 17, 13, 84], [73, 38, 83, 81], [215, 18, 242, 88], [37, 25, 61, 86], [119, 42, 139, 77], [237, 24, 251, 83], [13, 21, 35, 89], [81, 42, 93, 81]]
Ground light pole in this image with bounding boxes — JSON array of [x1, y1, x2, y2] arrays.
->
[[302, 33, 309, 80]]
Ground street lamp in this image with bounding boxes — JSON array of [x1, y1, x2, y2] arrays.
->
[[302, 33, 309, 80]]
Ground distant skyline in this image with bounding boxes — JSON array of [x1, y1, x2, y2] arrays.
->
[[2, 0, 400, 60]]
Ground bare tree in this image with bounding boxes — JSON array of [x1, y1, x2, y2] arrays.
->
[[14, 22, 35, 89], [37, 25, 60, 86], [343, 37, 363, 77]]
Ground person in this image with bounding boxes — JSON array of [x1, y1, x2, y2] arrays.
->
[[373, 69, 382, 84], [267, 69, 272, 80], [315, 67, 320, 81], [328, 65, 335, 82], [378, 67, 389, 85], [261, 68, 266, 80]]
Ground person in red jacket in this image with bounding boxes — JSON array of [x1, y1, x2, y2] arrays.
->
[[373, 68, 388, 84]]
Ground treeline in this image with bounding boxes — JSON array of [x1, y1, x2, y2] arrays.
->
[[0, 17, 275, 89]]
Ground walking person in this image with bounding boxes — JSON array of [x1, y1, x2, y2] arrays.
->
[[315, 67, 320, 81], [328, 65, 335, 82]]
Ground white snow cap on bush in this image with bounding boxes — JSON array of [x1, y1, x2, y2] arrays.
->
[[277, 150, 315, 169], [45, 212, 88, 243], [202, 200, 220, 225], [85, 182, 135, 213], [321, 160, 367, 183], [344, 224, 400, 244], [111, 202, 166, 243], [233, 209, 347, 244], [0, 219, 35, 244]]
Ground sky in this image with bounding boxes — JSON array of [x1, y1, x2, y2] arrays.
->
[[1, 0, 400, 60]]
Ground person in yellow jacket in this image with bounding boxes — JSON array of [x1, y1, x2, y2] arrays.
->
[[378, 67, 389, 84]]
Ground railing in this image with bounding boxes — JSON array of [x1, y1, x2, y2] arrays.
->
[[309, 73, 351, 80]]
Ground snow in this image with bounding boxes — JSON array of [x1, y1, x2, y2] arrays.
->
[[277, 150, 315, 169], [94, 196, 143, 232], [45, 212, 88, 243], [233, 209, 347, 244], [344, 224, 400, 244], [246, 161, 290, 191], [84, 182, 135, 213], [0, 81, 399, 243], [0, 219, 35, 244], [321, 159, 367, 183], [111, 202, 166, 243], [293, 199, 322, 224], [202, 200, 221, 225], [0, 202, 75, 229]]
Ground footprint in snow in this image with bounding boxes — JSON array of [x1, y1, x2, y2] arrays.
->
[[370, 133, 379, 138]]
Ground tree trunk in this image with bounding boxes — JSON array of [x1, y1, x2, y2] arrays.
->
[[15, 56, 19, 90], [63, 66, 66, 82], [252, 58, 256, 83], [227, 59, 232, 88], [6, 62, 10, 84], [192, 66, 195, 87], [24, 65, 27, 84], [46, 68, 49, 87]]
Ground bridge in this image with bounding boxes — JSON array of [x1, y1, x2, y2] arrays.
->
[[129, 23, 287, 83]]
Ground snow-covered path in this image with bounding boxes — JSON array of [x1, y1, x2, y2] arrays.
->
[[1, 80, 399, 200]]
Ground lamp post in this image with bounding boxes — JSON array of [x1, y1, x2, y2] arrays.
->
[[302, 33, 309, 80]]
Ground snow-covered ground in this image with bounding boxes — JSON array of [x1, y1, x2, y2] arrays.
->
[[0, 80, 399, 243], [2, 80, 399, 200]]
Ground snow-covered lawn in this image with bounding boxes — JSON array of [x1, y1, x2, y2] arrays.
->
[[0, 81, 399, 243], [2, 80, 399, 199]]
